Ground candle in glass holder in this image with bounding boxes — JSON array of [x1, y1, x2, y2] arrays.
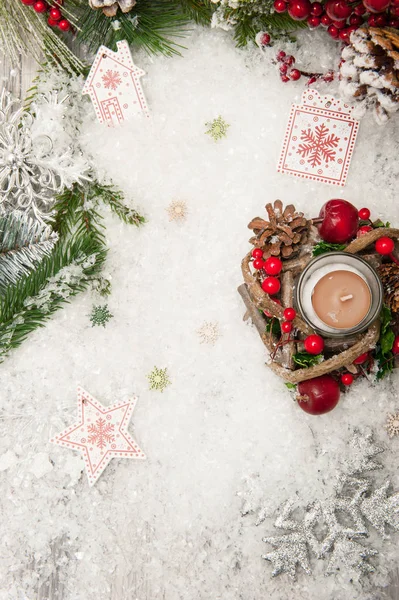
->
[[311, 270, 371, 329]]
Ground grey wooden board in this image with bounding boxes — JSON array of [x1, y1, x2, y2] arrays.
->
[[2, 48, 399, 600]]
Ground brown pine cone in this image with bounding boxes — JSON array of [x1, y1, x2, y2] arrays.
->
[[340, 26, 399, 124], [248, 200, 310, 259], [378, 262, 399, 313]]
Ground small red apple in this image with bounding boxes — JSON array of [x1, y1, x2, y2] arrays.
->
[[318, 199, 359, 244], [296, 375, 340, 415]]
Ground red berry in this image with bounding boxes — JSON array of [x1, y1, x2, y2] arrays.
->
[[393, 0, 399, 6], [263, 298, 282, 317], [374, 12, 388, 25], [375, 237, 395, 255], [391, 5, 399, 15], [349, 13, 364, 24], [47, 16, 58, 25], [308, 14, 321, 25], [321, 13, 333, 24], [388, 18, 399, 26], [304, 334, 324, 355], [33, 0, 47, 12], [323, 71, 335, 82], [274, 0, 288, 11], [58, 18, 70, 30], [252, 248, 263, 259], [261, 277, 281, 295], [339, 25, 357, 41], [20, 0, 35, 5], [288, 0, 312, 20], [49, 6, 61, 19], [253, 258, 264, 270], [276, 50, 286, 61], [368, 14, 377, 24], [363, 0, 390, 12], [392, 336, 399, 355], [284, 54, 296, 65], [279, 64, 289, 74], [357, 225, 373, 237], [280, 75, 290, 82], [290, 68, 301, 80], [318, 199, 359, 243], [281, 321, 293, 333], [341, 373, 354, 386], [297, 375, 340, 415], [353, 352, 369, 364], [358, 207, 371, 220], [354, 3, 366, 14], [325, 0, 352, 20], [332, 18, 347, 28], [283, 307, 296, 321], [311, 1, 324, 14], [328, 24, 340, 37], [264, 257, 283, 275]]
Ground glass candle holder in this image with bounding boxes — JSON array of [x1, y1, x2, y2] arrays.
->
[[294, 252, 383, 338]]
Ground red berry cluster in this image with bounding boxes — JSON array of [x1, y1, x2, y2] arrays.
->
[[20, 0, 71, 30], [276, 50, 302, 82], [273, 0, 399, 43]]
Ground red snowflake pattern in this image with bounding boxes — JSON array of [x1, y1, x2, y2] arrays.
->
[[102, 70, 122, 91], [87, 417, 115, 449], [297, 124, 340, 168]]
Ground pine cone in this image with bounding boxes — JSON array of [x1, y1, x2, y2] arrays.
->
[[340, 26, 399, 124], [248, 200, 310, 259], [378, 262, 399, 313]]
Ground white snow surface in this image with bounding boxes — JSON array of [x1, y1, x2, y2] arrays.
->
[[2, 26, 399, 600]]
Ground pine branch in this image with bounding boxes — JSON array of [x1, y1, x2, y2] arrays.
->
[[233, 11, 308, 47], [0, 231, 106, 360], [178, 0, 213, 25], [92, 183, 146, 226], [0, 211, 58, 294]]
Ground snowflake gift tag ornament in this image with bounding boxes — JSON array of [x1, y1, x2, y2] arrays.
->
[[82, 40, 149, 126], [278, 90, 359, 187], [51, 387, 145, 486]]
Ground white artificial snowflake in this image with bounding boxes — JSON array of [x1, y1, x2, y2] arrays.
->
[[166, 200, 188, 222], [386, 412, 399, 438], [0, 90, 88, 222], [197, 321, 221, 345]]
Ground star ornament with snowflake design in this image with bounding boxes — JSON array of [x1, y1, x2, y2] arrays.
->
[[51, 387, 145, 486]]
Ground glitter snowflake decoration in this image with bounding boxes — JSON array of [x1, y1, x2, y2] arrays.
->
[[89, 304, 113, 328], [147, 367, 171, 392], [0, 90, 64, 222], [102, 70, 122, 91], [386, 412, 399, 438], [205, 116, 230, 141], [166, 200, 188, 222], [197, 321, 221, 345]]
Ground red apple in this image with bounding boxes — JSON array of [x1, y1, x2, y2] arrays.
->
[[318, 199, 359, 244], [297, 375, 340, 415]]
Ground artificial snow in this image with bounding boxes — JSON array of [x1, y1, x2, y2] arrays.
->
[[1, 25, 399, 600]]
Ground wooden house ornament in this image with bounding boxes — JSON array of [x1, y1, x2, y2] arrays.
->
[[82, 40, 149, 126]]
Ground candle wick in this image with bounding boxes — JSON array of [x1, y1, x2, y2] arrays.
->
[[340, 294, 353, 302]]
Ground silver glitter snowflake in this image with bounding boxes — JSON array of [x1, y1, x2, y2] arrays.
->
[[386, 412, 399, 438], [166, 200, 188, 222], [205, 116, 230, 141], [197, 321, 221, 345], [89, 304, 113, 327], [147, 366, 170, 392], [0, 90, 64, 222]]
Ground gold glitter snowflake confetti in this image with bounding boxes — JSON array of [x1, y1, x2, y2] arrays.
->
[[386, 412, 399, 438], [197, 321, 221, 345], [147, 366, 171, 392], [205, 116, 230, 141], [166, 200, 188, 222]]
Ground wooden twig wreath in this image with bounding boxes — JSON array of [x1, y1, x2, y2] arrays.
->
[[238, 200, 399, 384]]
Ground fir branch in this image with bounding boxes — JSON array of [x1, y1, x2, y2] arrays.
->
[[0, 231, 106, 360], [0, 211, 58, 294], [178, 0, 213, 25], [76, 0, 189, 56], [93, 183, 146, 226]]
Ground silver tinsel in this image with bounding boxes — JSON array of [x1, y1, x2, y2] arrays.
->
[[242, 430, 399, 579]]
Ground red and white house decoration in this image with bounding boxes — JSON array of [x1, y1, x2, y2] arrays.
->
[[278, 90, 359, 187], [51, 387, 146, 486], [82, 40, 150, 126]]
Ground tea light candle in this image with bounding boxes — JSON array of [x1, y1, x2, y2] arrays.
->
[[312, 269, 371, 329]]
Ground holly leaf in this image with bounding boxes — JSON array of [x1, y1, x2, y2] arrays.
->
[[381, 329, 395, 355], [293, 352, 323, 368], [375, 305, 395, 379], [312, 242, 347, 257], [372, 219, 390, 228], [285, 382, 297, 390], [266, 318, 281, 336], [380, 305, 392, 335]]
